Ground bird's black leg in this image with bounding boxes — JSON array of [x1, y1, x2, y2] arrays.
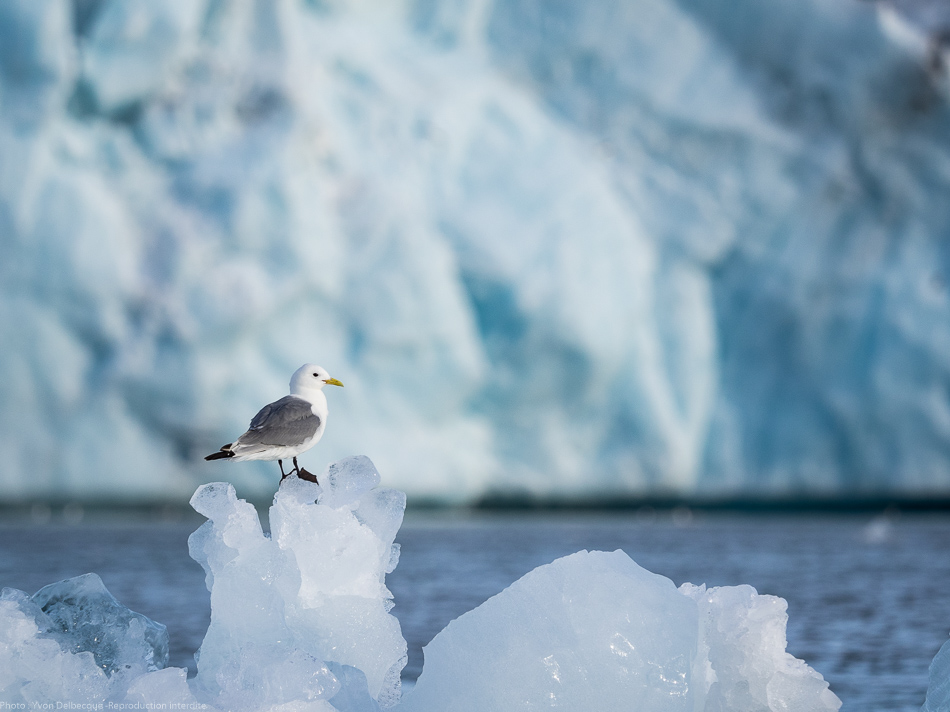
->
[[292, 457, 300, 475], [278, 459, 287, 480]]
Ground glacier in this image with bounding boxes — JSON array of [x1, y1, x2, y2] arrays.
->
[[0, 457, 852, 711], [2, 0, 950, 502]]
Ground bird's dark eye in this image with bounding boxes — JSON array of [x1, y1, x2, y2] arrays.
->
[[313, 372, 319, 377]]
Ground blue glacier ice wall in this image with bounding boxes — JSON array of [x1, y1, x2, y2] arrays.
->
[[1, 0, 949, 502]]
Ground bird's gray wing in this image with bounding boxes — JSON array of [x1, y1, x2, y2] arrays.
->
[[236, 395, 321, 447]]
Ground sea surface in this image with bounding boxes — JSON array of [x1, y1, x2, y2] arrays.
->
[[1, 507, 948, 711]]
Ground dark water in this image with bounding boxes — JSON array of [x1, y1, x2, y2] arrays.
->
[[1, 508, 948, 711]]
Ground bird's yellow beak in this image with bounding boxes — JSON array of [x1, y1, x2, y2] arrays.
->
[[324, 378, 344, 387]]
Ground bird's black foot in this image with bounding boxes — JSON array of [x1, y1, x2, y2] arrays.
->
[[297, 467, 319, 485]]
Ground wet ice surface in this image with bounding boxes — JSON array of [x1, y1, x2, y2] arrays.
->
[[1, 511, 948, 711]]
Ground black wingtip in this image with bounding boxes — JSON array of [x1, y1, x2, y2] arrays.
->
[[205, 446, 234, 461]]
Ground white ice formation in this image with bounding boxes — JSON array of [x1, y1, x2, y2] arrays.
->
[[0, 456, 856, 711], [187, 456, 407, 710], [0, 573, 169, 703], [403, 551, 841, 712], [3, 0, 950, 503]]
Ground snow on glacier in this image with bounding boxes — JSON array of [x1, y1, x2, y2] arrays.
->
[[3, 0, 950, 502], [0, 457, 850, 711]]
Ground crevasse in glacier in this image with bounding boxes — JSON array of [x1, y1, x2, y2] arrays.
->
[[2, 0, 950, 501]]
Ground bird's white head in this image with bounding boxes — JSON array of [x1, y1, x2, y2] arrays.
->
[[289, 364, 344, 398]]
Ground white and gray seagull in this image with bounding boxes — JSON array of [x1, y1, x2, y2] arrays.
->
[[205, 363, 343, 482]]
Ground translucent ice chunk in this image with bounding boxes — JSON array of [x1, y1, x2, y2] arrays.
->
[[682, 583, 841, 711], [123, 668, 201, 708], [402, 550, 840, 712], [326, 662, 383, 712], [0, 580, 171, 705], [189, 458, 406, 710], [319, 455, 382, 509], [31, 573, 168, 675], [403, 550, 698, 712]]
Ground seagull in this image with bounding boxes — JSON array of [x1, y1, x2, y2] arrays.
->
[[205, 364, 343, 482]]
